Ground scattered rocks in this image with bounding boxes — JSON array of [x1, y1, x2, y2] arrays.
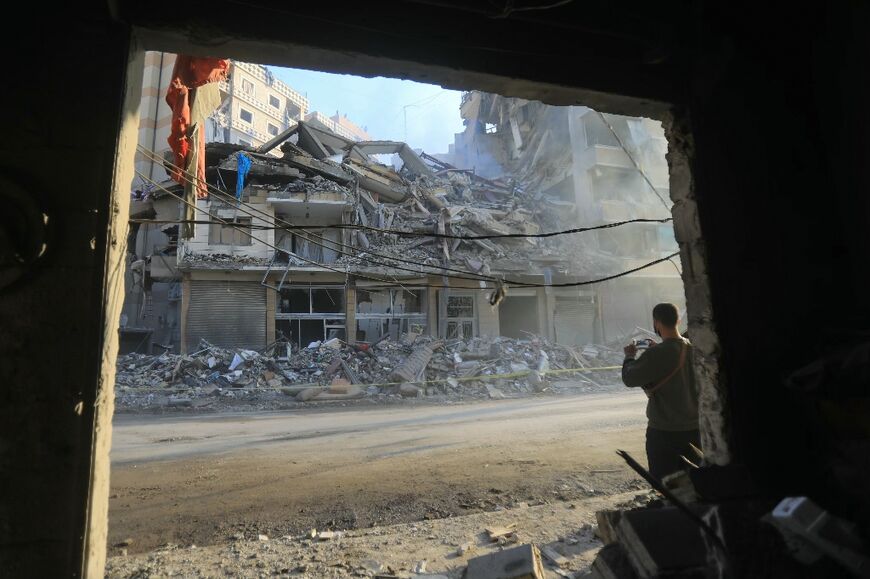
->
[[116, 333, 629, 413]]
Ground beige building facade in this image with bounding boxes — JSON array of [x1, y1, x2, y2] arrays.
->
[[305, 111, 372, 142], [215, 60, 309, 149]]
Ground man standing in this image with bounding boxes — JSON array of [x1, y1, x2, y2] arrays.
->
[[622, 303, 700, 482]]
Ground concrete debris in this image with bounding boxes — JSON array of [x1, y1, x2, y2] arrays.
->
[[540, 545, 570, 568], [115, 331, 634, 411], [485, 524, 517, 542], [465, 543, 545, 579], [180, 123, 630, 281]]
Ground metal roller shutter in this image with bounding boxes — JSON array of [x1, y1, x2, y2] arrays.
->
[[186, 280, 266, 351], [554, 296, 596, 346]]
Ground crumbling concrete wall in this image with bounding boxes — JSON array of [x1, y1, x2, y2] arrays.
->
[[183, 192, 276, 260], [0, 9, 137, 576], [665, 112, 730, 465]]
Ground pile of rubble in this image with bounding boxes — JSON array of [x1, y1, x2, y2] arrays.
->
[[114, 332, 631, 411], [171, 121, 624, 280]]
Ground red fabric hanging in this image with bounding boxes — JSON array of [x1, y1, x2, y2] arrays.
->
[[165, 56, 230, 199]]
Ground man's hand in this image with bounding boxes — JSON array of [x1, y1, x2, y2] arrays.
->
[[624, 343, 638, 359]]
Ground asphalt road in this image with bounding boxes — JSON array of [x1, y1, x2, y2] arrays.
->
[[109, 391, 648, 553]]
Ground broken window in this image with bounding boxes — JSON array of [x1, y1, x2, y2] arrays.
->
[[312, 288, 344, 313], [276, 319, 345, 348], [269, 94, 281, 109], [275, 229, 340, 264], [208, 217, 252, 246], [276, 286, 346, 348], [356, 288, 427, 342], [447, 295, 474, 318], [583, 113, 620, 148], [240, 108, 253, 123], [445, 294, 475, 340], [591, 166, 647, 204]]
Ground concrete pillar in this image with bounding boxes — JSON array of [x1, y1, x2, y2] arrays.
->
[[426, 286, 438, 337], [345, 285, 357, 344], [535, 288, 548, 337], [180, 273, 191, 354], [544, 287, 556, 341], [438, 288, 448, 339], [265, 285, 276, 345]]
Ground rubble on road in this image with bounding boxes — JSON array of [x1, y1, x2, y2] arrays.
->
[[114, 330, 641, 412]]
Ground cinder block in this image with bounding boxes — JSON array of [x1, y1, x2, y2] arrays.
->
[[465, 543, 544, 579]]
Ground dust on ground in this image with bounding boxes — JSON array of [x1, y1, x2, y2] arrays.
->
[[107, 390, 650, 577], [106, 490, 655, 578]]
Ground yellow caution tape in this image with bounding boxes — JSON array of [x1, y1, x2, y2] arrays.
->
[[354, 365, 623, 390]]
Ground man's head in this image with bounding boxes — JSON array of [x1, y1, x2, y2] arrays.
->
[[652, 303, 680, 337]]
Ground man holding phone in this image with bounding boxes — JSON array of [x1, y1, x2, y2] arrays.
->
[[622, 303, 700, 481]]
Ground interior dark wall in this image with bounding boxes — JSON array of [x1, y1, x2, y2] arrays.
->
[[2, 1, 868, 575], [0, 7, 133, 576], [498, 296, 539, 339], [687, 3, 870, 517]]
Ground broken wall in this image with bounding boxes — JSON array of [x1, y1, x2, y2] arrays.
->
[[121, 195, 181, 352], [182, 191, 276, 261]]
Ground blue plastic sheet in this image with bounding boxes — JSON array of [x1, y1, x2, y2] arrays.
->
[[236, 152, 252, 199]]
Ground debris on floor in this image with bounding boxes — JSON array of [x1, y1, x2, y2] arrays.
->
[[106, 491, 641, 578], [587, 458, 869, 579], [465, 543, 545, 579]]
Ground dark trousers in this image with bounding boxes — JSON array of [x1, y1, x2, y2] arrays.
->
[[645, 427, 701, 482]]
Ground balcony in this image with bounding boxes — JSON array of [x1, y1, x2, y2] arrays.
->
[[576, 144, 633, 170], [222, 81, 287, 124], [233, 62, 309, 111]]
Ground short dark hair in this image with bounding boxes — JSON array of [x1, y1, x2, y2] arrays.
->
[[652, 303, 679, 327]]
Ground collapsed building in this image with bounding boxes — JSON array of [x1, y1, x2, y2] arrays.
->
[[443, 91, 684, 339], [122, 85, 683, 354]]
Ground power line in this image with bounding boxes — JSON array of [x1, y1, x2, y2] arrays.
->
[[135, 170, 480, 289], [136, 145, 680, 288], [128, 216, 673, 239], [597, 111, 672, 212], [136, 145, 498, 283]]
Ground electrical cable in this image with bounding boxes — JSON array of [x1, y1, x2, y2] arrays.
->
[[136, 170, 679, 290], [135, 170, 479, 289], [136, 144, 673, 290], [136, 145, 499, 283], [596, 111, 672, 212], [136, 145, 679, 288], [128, 216, 673, 239]]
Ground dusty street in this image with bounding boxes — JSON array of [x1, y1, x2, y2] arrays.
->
[[109, 390, 649, 562]]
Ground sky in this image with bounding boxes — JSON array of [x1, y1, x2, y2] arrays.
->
[[272, 67, 465, 155]]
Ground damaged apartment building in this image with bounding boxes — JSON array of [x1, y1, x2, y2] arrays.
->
[[121, 55, 370, 352], [122, 60, 683, 354], [442, 91, 685, 340]]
